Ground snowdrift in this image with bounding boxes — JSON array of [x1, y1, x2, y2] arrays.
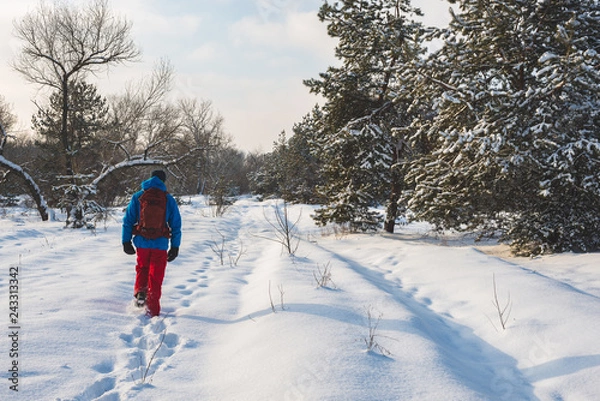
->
[[1, 196, 599, 400]]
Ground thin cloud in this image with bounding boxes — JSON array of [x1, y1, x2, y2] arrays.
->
[[229, 10, 336, 59], [188, 43, 220, 62]]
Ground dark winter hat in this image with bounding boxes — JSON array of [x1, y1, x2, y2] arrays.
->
[[151, 170, 167, 182]]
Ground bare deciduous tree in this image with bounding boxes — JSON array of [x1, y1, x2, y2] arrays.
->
[[262, 201, 301, 255], [0, 96, 17, 133], [0, 101, 49, 220], [12, 0, 140, 177], [107, 59, 174, 151], [178, 98, 228, 195], [489, 274, 512, 331], [94, 60, 205, 189]]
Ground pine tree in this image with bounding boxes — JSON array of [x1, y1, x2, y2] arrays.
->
[[508, 0, 600, 254], [32, 80, 109, 227], [249, 114, 323, 204], [406, 0, 600, 254], [33, 80, 109, 180], [305, 0, 426, 232], [311, 111, 394, 231]]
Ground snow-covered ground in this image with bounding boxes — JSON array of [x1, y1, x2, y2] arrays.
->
[[1, 196, 599, 401]]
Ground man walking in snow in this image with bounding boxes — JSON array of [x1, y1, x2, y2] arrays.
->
[[122, 170, 182, 317]]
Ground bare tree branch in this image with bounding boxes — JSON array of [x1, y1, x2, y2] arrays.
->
[[0, 122, 49, 221]]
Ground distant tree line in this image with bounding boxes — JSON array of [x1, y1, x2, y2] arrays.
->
[[0, 0, 253, 228], [249, 0, 600, 256]]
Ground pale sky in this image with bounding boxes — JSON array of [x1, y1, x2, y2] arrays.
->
[[0, 0, 450, 152]]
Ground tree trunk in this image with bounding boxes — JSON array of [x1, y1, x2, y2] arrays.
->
[[0, 156, 49, 221], [384, 144, 402, 233], [61, 77, 74, 177], [384, 184, 400, 233]]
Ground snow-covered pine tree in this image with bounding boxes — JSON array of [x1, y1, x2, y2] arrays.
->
[[249, 119, 323, 205], [33, 80, 109, 180], [286, 110, 325, 204], [507, 0, 600, 254], [33, 80, 110, 228], [312, 111, 394, 231], [405, 0, 600, 254], [305, 0, 426, 232]]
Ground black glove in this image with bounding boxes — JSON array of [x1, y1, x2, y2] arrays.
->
[[167, 247, 179, 262], [123, 241, 136, 255]]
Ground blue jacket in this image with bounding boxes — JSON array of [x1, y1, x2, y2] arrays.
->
[[122, 176, 182, 251]]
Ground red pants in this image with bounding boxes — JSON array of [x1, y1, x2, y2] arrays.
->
[[134, 248, 167, 317]]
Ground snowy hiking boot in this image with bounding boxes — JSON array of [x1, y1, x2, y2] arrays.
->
[[135, 292, 146, 308]]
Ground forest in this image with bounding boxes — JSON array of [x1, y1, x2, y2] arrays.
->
[[2, 0, 600, 256]]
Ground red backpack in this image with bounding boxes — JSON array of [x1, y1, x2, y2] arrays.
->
[[132, 188, 171, 239]]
